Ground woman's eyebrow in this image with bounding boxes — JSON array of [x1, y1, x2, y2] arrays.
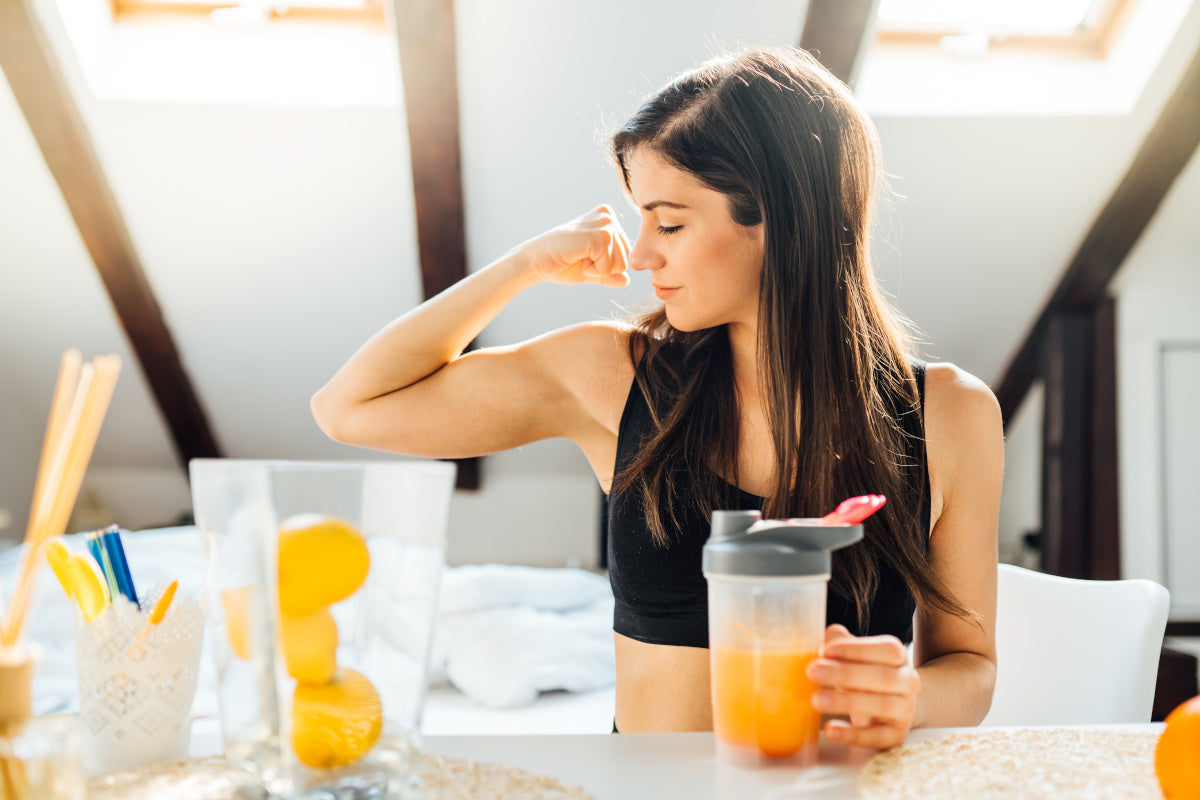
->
[[642, 200, 690, 212]]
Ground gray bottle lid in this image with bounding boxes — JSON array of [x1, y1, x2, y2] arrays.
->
[[701, 509, 864, 577]]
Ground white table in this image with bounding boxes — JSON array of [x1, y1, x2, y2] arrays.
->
[[190, 720, 1162, 799], [422, 724, 1163, 800]]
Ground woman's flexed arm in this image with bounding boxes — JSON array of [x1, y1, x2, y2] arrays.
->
[[310, 206, 632, 457]]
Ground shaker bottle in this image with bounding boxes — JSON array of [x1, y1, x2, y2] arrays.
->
[[703, 510, 862, 768]]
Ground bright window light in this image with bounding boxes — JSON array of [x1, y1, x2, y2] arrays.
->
[[877, 0, 1102, 33]]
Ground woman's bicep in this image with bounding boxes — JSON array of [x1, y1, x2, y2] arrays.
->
[[914, 365, 1004, 667], [323, 347, 559, 457], [314, 323, 627, 459]]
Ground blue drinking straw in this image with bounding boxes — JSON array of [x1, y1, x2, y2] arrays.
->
[[85, 531, 122, 605], [101, 526, 140, 610]]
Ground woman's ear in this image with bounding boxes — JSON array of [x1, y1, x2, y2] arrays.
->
[[744, 221, 766, 261]]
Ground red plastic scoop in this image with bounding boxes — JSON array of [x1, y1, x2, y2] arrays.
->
[[820, 494, 887, 525]]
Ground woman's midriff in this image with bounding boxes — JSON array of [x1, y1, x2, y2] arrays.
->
[[614, 633, 713, 732]]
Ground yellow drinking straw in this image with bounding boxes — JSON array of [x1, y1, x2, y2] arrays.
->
[[43, 540, 107, 623]]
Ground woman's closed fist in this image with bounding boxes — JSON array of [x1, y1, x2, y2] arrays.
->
[[519, 205, 632, 288]]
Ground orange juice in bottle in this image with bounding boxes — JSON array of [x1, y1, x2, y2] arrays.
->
[[703, 510, 862, 767], [712, 646, 820, 760]]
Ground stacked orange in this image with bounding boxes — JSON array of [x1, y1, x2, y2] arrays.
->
[[224, 515, 382, 769]]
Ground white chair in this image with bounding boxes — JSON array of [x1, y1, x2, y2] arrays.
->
[[980, 563, 1170, 726]]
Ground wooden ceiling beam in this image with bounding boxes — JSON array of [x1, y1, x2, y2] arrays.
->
[[995, 44, 1200, 424], [392, 0, 478, 489], [799, 0, 882, 86], [0, 0, 222, 467]]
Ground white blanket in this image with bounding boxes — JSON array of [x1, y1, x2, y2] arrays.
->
[[432, 564, 615, 707]]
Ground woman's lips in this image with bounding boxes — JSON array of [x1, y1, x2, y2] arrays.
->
[[654, 285, 680, 300]]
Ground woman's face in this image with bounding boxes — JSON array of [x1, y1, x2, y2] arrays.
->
[[625, 148, 765, 334]]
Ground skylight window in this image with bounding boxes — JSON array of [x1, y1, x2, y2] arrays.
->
[[879, 0, 1097, 33], [109, 0, 385, 27], [875, 0, 1135, 58]]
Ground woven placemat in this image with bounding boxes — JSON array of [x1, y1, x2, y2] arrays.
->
[[859, 729, 1163, 800], [86, 753, 596, 800], [420, 753, 593, 799]]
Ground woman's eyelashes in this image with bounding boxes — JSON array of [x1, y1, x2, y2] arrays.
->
[[656, 224, 682, 236]]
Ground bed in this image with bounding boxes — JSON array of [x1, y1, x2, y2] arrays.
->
[[0, 525, 616, 737]]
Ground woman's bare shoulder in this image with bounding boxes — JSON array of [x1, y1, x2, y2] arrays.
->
[[532, 320, 638, 435], [922, 363, 1001, 433], [533, 320, 635, 374], [922, 362, 1004, 504]]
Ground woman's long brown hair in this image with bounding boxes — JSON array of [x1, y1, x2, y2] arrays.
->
[[610, 47, 972, 629]]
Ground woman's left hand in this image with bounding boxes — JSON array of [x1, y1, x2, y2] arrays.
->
[[805, 624, 920, 749]]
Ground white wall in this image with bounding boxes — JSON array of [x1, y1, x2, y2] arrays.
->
[[997, 383, 1043, 568], [444, 444, 601, 568], [995, 149, 1200, 593], [0, 363, 40, 542], [1110, 147, 1200, 616]]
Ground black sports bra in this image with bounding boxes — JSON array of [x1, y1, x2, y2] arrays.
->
[[605, 358, 931, 649]]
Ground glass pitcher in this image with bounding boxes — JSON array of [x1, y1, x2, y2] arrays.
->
[[190, 459, 455, 799]]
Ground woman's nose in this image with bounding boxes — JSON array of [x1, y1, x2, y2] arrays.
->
[[627, 233, 662, 272]]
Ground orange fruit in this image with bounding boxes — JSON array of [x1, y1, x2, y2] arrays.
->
[[224, 585, 340, 683], [278, 514, 370, 618], [281, 608, 339, 685], [1157, 694, 1200, 799], [221, 585, 253, 661], [291, 668, 383, 769]]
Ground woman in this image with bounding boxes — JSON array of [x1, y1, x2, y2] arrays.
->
[[312, 47, 1002, 748]]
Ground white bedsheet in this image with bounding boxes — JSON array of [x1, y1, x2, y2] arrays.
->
[[0, 526, 616, 735]]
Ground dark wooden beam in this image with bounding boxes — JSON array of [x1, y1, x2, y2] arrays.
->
[[799, 0, 882, 86], [1040, 312, 1093, 579], [0, 0, 222, 467], [391, 0, 478, 490], [1088, 298, 1120, 580], [996, 44, 1200, 424], [1037, 300, 1121, 581]]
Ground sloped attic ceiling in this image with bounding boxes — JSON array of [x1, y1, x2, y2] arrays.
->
[[1, 0, 1199, 550]]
